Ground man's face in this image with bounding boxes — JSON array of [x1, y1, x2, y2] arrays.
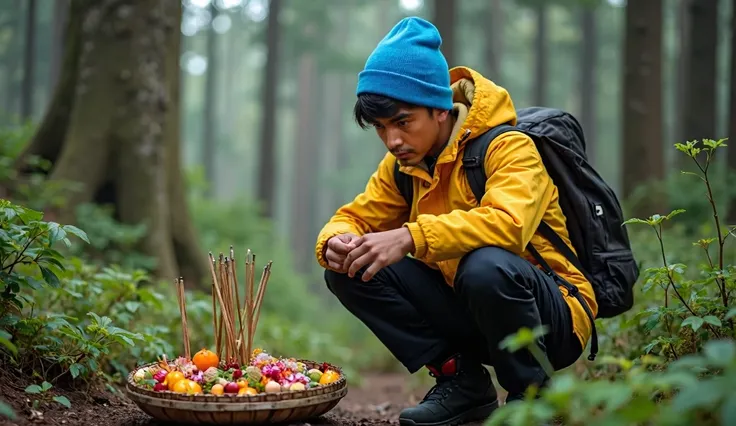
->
[[372, 107, 450, 166]]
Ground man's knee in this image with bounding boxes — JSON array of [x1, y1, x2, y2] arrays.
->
[[324, 268, 345, 295], [455, 246, 525, 299]]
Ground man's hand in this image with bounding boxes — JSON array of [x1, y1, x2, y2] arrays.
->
[[325, 233, 360, 272], [342, 227, 415, 282]]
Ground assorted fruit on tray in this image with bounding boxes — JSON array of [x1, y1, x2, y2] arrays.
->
[[130, 247, 342, 397], [132, 348, 341, 396]]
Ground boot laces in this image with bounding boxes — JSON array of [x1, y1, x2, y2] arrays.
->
[[423, 372, 460, 402]]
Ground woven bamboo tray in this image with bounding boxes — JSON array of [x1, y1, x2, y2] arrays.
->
[[126, 359, 348, 425]]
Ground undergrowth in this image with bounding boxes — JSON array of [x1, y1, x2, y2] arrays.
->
[[487, 139, 736, 426], [0, 126, 388, 422]]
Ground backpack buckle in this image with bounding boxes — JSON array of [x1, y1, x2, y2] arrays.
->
[[462, 156, 481, 168]]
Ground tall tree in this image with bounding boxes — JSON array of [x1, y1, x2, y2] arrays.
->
[[727, 0, 736, 225], [20, 0, 35, 120], [256, 0, 282, 219], [202, 1, 218, 197], [484, 0, 504, 82], [432, 0, 457, 67], [579, 3, 598, 164], [14, 0, 209, 287], [621, 0, 665, 216], [533, 2, 549, 105], [680, 0, 718, 159], [49, 0, 68, 94]]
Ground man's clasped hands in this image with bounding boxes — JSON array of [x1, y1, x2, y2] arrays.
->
[[324, 228, 416, 282]]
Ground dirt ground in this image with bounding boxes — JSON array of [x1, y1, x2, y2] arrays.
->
[[0, 370, 503, 426]]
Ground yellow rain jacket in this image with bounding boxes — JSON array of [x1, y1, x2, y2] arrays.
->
[[315, 66, 597, 350]]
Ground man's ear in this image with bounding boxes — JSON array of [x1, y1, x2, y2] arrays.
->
[[435, 109, 450, 122]]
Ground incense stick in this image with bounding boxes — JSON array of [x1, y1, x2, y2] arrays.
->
[[210, 263, 218, 356], [247, 251, 255, 361], [201, 248, 273, 367], [207, 252, 237, 365], [176, 277, 191, 360], [250, 261, 272, 348], [209, 254, 223, 360]]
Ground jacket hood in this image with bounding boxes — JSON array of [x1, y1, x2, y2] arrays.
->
[[441, 67, 517, 160]]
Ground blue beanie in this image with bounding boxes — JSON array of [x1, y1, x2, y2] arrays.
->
[[356, 17, 453, 111]]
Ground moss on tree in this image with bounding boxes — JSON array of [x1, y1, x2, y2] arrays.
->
[[16, 0, 209, 288]]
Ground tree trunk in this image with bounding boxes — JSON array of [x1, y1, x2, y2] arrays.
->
[[675, 0, 691, 145], [24, 0, 209, 288], [432, 0, 456, 67], [164, 0, 209, 288], [579, 5, 597, 165], [727, 0, 736, 225], [49, 0, 68, 95], [20, 0, 36, 120], [291, 52, 317, 274], [256, 0, 282, 219], [533, 3, 548, 105], [621, 0, 665, 217], [680, 0, 718, 168], [318, 5, 348, 224], [4, 0, 22, 116], [14, 0, 85, 174], [484, 0, 503, 82], [201, 1, 218, 198]]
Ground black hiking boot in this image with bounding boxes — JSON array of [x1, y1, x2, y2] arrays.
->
[[398, 354, 499, 426]]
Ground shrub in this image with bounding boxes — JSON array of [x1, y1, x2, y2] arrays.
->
[[486, 139, 736, 426]]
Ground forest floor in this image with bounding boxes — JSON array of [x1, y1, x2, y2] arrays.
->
[[0, 370, 505, 426]]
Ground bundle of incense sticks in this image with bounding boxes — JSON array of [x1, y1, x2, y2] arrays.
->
[[207, 247, 273, 366], [175, 277, 191, 360]]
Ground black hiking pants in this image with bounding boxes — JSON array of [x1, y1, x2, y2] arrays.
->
[[324, 246, 583, 396]]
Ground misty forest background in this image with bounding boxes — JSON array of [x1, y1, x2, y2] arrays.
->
[[1, 0, 736, 423]]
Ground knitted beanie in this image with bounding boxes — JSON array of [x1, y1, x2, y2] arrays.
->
[[356, 17, 453, 111]]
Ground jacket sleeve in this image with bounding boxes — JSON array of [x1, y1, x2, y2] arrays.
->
[[315, 153, 410, 270], [404, 131, 553, 263]]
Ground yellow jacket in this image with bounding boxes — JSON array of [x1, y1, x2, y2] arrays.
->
[[315, 66, 597, 350]]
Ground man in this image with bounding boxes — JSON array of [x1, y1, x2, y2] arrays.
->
[[314, 16, 597, 426]]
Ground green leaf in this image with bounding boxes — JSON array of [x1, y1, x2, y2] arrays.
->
[[622, 218, 649, 226], [52, 396, 71, 409], [725, 308, 736, 320], [0, 400, 16, 420], [24, 385, 42, 394], [124, 301, 140, 313], [703, 340, 736, 366], [41, 381, 52, 392], [665, 209, 686, 220], [39, 266, 60, 288], [721, 393, 736, 426], [681, 316, 704, 332], [46, 222, 66, 244], [16, 206, 43, 223], [61, 225, 89, 244], [0, 330, 17, 356], [69, 363, 84, 379], [703, 315, 722, 327]]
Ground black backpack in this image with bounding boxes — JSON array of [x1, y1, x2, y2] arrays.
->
[[393, 106, 640, 361]]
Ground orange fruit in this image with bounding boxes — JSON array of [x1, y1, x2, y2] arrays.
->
[[238, 387, 258, 396], [174, 379, 202, 395], [319, 370, 340, 385], [173, 379, 189, 393], [237, 379, 248, 389], [166, 371, 185, 391], [193, 348, 219, 371], [186, 381, 203, 395], [211, 384, 224, 395]]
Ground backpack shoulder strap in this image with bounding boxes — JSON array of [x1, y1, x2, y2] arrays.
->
[[393, 160, 413, 207], [462, 124, 517, 203]]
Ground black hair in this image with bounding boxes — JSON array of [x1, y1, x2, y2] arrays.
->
[[353, 93, 433, 130]]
